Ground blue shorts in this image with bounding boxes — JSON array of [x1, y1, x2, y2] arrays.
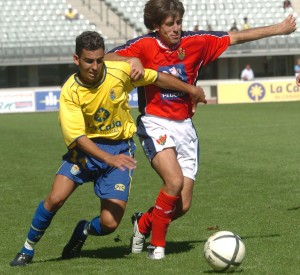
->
[[56, 138, 136, 202]]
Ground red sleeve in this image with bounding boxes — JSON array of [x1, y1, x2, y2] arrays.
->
[[201, 34, 230, 66], [109, 36, 150, 58]]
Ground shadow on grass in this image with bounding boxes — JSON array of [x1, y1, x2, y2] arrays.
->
[[34, 239, 205, 263], [240, 233, 280, 240], [203, 269, 244, 274], [166, 239, 206, 255], [34, 234, 279, 264], [287, 206, 300, 210], [34, 246, 130, 263]]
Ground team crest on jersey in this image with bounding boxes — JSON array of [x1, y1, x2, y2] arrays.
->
[[70, 164, 80, 175], [156, 134, 167, 145], [177, 47, 185, 60], [115, 183, 125, 191], [109, 89, 116, 100]]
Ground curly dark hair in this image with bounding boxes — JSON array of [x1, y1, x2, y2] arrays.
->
[[144, 0, 185, 30], [75, 31, 105, 56]]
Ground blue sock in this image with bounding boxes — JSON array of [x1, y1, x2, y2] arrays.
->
[[20, 247, 35, 257], [20, 201, 56, 253], [88, 216, 110, 236]]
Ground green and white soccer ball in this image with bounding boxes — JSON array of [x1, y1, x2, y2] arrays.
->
[[204, 231, 246, 272]]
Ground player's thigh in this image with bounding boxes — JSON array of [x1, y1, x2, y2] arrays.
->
[[44, 174, 78, 211], [100, 199, 127, 230]]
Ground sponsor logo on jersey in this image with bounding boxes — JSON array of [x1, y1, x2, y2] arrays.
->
[[177, 47, 186, 60], [158, 64, 188, 100], [115, 183, 125, 191], [94, 107, 110, 122], [109, 89, 116, 100], [159, 64, 188, 82], [161, 91, 186, 100], [70, 164, 80, 175], [99, 120, 122, 131], [247, 83, 266, 101], [156, 134, 167, 145]]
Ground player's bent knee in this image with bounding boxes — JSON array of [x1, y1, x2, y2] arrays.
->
[[101, 221, 119, 234], [165, 178, 184, 195], [44, 194, 66, 211]]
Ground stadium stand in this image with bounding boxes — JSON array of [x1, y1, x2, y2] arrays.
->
[[0, 0, 299, 65], [94, 0, 300, 55], [0, 0, 98, 64]]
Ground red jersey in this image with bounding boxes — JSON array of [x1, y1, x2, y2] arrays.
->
[[110, 31, 230, 120]]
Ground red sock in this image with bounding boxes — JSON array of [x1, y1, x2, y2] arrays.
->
[[138, 207, 154, 235], [150, 189, 179, 247]]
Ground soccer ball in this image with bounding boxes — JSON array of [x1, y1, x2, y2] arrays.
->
[[204, 231, 246, 272]]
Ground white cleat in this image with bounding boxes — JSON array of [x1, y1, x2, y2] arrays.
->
[[130, 212, 146, 253], [147, 245, 165, 260]]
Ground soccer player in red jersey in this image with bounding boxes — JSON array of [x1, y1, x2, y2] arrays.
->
[[105, 0, 296, 259]]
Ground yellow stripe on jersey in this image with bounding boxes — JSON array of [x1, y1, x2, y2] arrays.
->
[[59, 61, 158, 147]]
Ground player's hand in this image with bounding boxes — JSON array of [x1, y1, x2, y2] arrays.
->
[[191, 86, 207, 113], [296, 75, 300, 86], [128, 57, 145, 81], [104, 154, 137, 171], [278, 14, 297, 35]]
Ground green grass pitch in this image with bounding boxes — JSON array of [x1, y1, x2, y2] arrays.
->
[[0, 101, 299, 274]]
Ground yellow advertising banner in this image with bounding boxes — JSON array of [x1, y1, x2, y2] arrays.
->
[[217, 79, 300, 104]]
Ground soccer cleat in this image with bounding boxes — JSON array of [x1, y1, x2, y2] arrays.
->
[[147, 245, 165, 260], [130, 212, 147, 253], [61, 220, 88, 259], [10, 253, 33, 267]]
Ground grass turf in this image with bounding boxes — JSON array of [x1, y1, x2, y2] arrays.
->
[[0, 101, 299, 274]]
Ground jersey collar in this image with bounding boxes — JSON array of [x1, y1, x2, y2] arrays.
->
[[155, 32, 181, 51], [74, 64, 106, 88]]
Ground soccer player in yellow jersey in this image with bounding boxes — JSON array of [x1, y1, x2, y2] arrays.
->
[[10, 31, 206, 266]]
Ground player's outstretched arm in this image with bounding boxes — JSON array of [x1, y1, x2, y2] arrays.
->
[[296, 75, 300, 86], [229, 14, 296, 45]]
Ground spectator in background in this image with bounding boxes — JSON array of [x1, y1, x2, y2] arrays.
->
[[296, 74, 300, 86], [242, 17, 250, 29], [283, 0, 292, 10], [230, 20, 239, 31], [241, 64, 254, 81], [64, 7, 79, 21], [294, 58, 300, 77], [207, 24, 213, 31]]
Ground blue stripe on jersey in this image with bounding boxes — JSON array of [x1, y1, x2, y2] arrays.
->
[[182, 30, 229, 38], [107, 33, 156, 53], [109, 31, 229, 54]]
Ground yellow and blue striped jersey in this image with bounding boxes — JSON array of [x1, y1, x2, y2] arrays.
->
[[59, 61, 158, 147]]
